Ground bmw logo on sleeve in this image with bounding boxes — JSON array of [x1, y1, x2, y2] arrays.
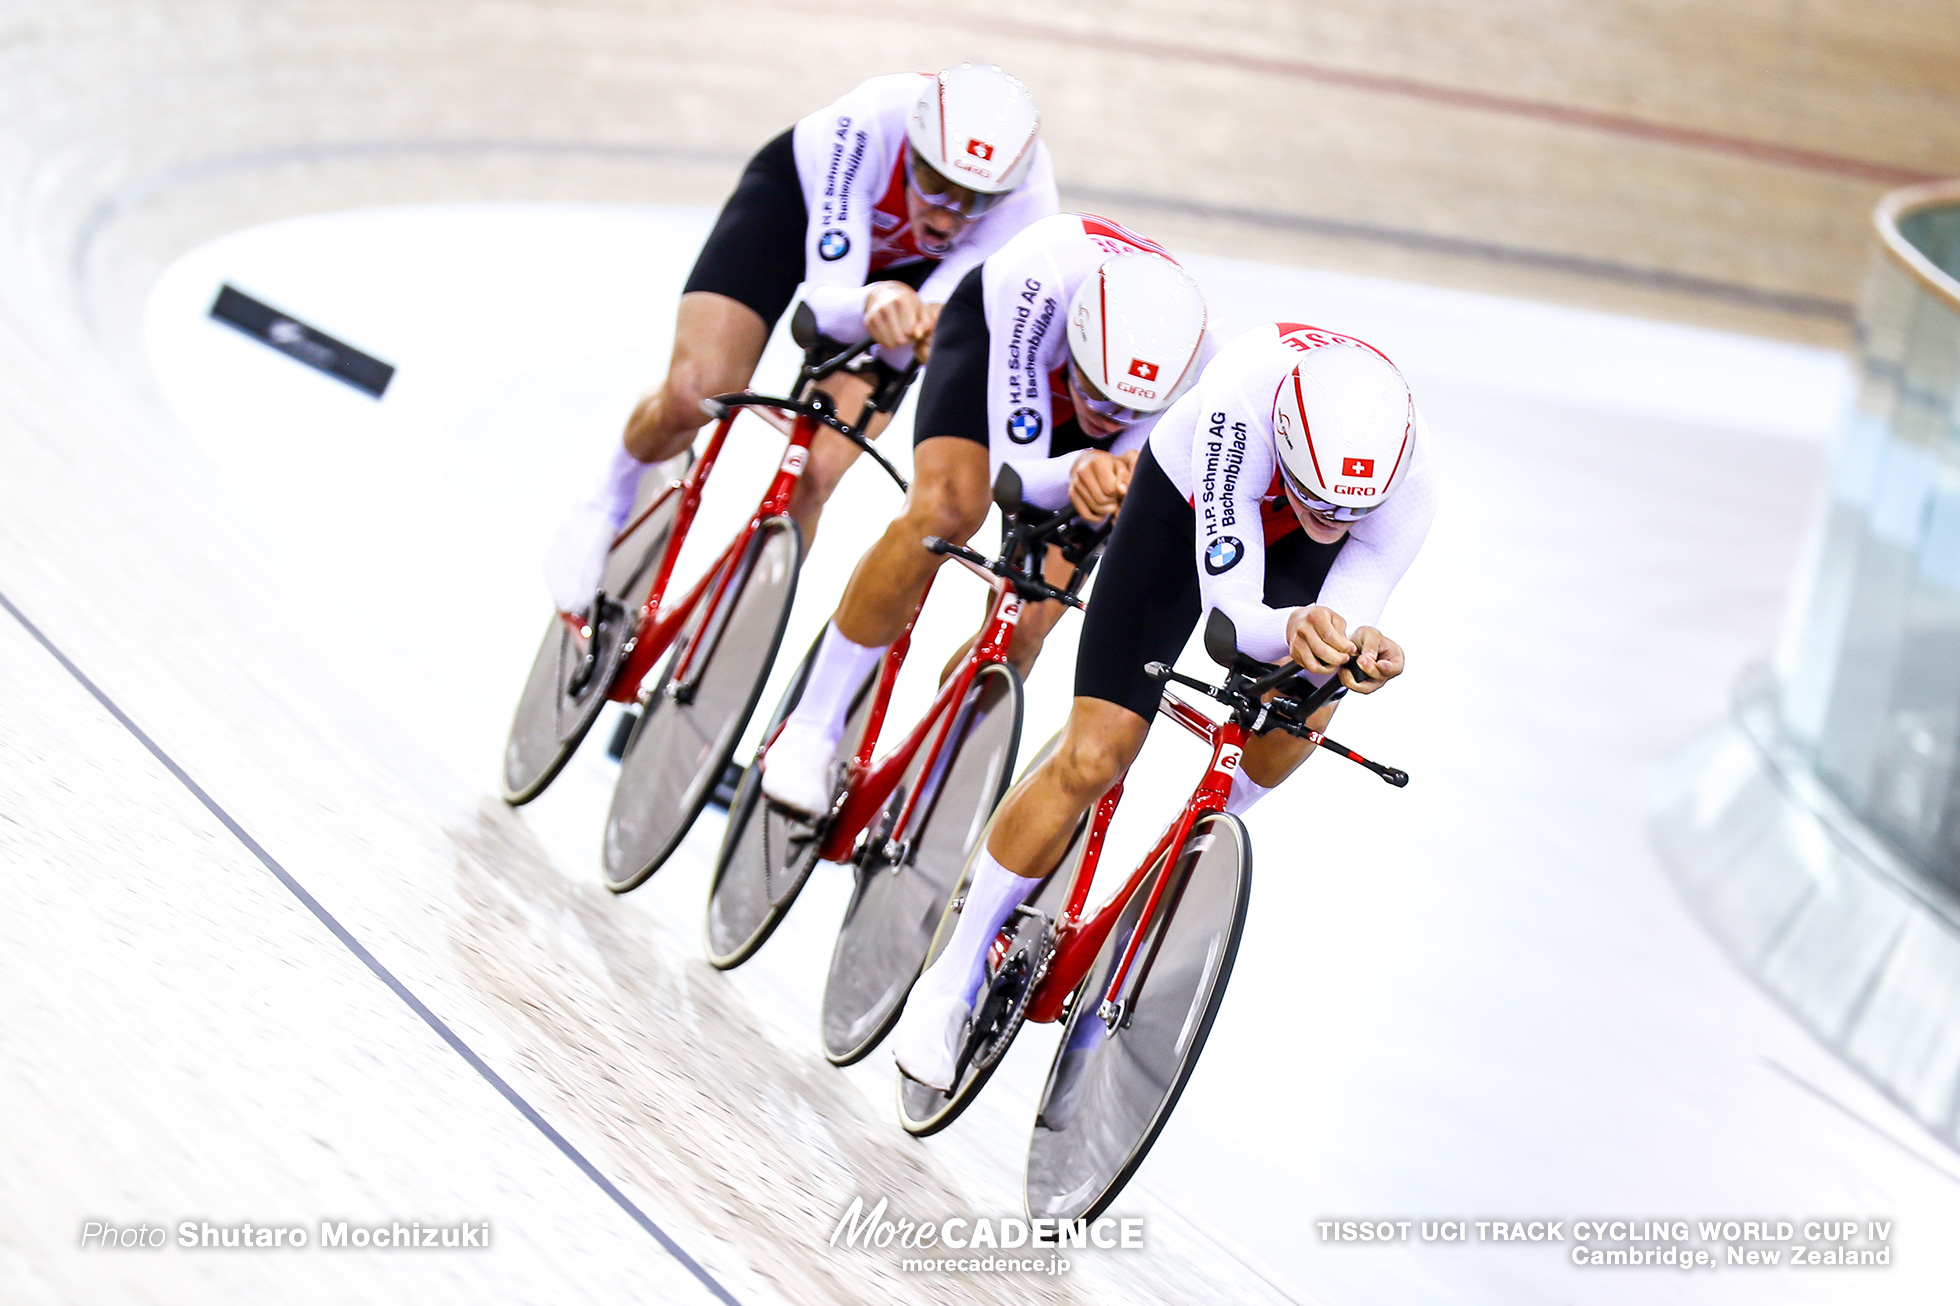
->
[[1204, 535, 1244, 575], [818, 229, 851, 261], [1007, 407, 1044, 445]]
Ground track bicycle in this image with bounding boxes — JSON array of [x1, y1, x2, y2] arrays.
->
[[704, 469, 1105, 1070], [895, 608, 1408, 1222], [500, 306, 917, 896]]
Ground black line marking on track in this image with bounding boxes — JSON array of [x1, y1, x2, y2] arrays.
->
[[0, 585, 741, 1306]]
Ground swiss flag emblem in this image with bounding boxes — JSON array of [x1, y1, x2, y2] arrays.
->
[[966, 139, 995, 160], [1342, 456, 1375, 478], [1128, 358, 1159, 381]]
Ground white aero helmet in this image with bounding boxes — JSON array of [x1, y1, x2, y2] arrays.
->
[[1271, 332, 1413, 520], [1065, 250, 1209, 418], [907, 63, 1041, 197]]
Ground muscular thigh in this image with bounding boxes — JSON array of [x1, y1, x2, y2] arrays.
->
[[1073, 446, 1203, 720]]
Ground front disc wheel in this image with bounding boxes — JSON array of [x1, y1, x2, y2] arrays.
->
[[601, 516, 801, 892], [501, 452, 689, 805], [819, 662, 1023, 1066], [704, 637, 875, 970], [1023, 811, 1251, 1223]]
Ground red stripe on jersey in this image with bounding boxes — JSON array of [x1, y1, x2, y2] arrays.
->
[[868, 154, 931, 273], [1273, 322, 1396, 366], [1262, 484, 1301, 545], [1048, 365, 1077, 429], [1076, 214, 1174, 261]]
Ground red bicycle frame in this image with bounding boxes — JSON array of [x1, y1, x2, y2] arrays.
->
[[757, 548, 1027, 866], [593, 404, 818, 706], [1022, 687, 1246, 1026]]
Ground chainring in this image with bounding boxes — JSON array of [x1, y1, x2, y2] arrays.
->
[[955, 908, 1054, 1082]]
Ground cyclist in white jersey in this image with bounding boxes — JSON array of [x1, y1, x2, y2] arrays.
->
[[544, 65, 1058, 614], [889, 322, 1439, 1090], [759, 211, 1213, 817]]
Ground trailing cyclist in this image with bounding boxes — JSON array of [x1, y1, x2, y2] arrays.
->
[[889, 322, 1439, 1090], [759, 210, 1213, 819], [544, 64, 1058, 616]]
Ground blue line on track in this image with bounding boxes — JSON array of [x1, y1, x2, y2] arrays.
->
[[0, 586, 741, 1306]]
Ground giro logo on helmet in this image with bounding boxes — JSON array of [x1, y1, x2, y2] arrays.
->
[[1128, 358, 1159, 381], [966, 138, 995, 160], [1342, 456, 1375, 477], [1204, 535, 1244, 575]]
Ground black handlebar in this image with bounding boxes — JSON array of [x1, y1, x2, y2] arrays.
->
[[921, 464, 1114, 610], [697, 303, 923, 493], [1141, 610, 1408, 788]]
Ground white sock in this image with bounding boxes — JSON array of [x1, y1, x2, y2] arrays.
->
[[1224, 768, 1272, 817], [594, 442, 651, 532], [786, 623, 887, 745], [921, 850, 1039, 1005]]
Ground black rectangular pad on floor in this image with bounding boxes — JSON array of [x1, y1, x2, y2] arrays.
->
[[208, 285, 396, 398]]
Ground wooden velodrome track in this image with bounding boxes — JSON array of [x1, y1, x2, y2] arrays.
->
[[25, 0, 1960, 372], [2, 3, 1956, 1304]]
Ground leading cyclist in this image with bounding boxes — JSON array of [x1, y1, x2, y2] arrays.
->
[[889, 322, 1439, 1089], [544, 64, 1058, 615], [757, 211, 1213, 818]]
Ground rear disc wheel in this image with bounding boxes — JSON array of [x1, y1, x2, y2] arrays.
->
[[897, 731, 1083, 1135]]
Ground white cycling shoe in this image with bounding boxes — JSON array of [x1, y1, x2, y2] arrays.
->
[[759, 720, 839, 817], [544, 500, 624, 615], [890, 978, 972, 1093]]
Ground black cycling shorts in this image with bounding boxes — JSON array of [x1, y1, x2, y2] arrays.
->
[[913, 264, 1104, 459], [685, 129, 935, 332], [1074, 444, 1347, 721]]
